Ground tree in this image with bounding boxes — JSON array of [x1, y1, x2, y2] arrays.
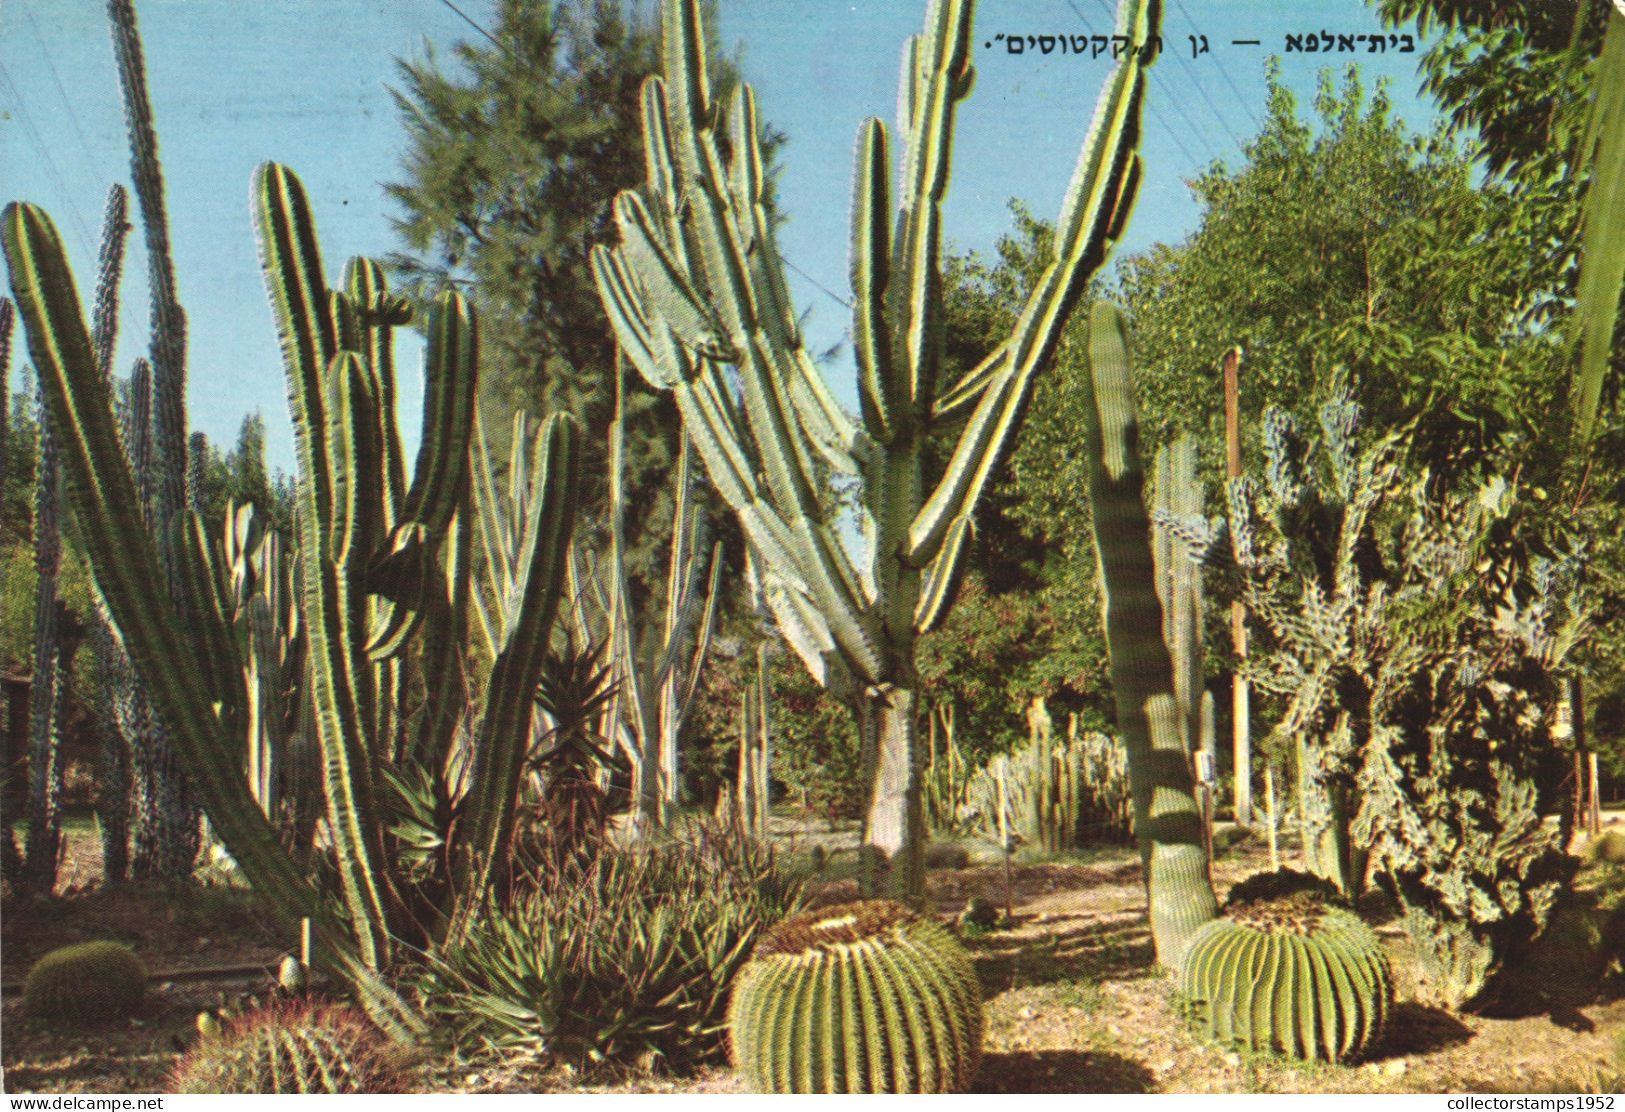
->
[[386, 0, 766, 584], [1118, 65, 1564, 485]]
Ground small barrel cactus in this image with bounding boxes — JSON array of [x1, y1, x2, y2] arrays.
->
[[170, 1002, 407, 1094], [728, 899, 983, 1093], [23, 941, 146, 1025], [1180, 888, 1392, 1062]]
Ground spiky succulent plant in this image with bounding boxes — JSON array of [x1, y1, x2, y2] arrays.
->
[[728, 899, 982, 1092]]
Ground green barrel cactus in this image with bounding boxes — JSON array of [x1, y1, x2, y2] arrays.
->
[[170, 1002, 406, 1093], [1179, 888, 1392, 1062], [728, 899, 982, 1093], [23, 941, 146, 1025]]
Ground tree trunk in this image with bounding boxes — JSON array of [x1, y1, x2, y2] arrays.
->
[[858, 683, 926, 905]]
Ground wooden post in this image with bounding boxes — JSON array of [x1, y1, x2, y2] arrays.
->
[[1264, 764, 1279, 872], [299, 917, 311, 967], [1589, 752, 1603, 837], [1222, 346, 1252, 825]]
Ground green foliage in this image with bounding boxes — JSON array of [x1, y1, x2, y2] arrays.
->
[[170, 1002, 407, 1093], [728, 899, 983, 1093], [22, 941, 146, 1026], [421, 824, 803, 1071], [1180, 891, 1392, 1063]]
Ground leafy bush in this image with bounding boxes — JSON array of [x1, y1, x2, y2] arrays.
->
[[420, 822, 804, 1070]]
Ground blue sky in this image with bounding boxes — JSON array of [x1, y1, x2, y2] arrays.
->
[[0, 0, 1440, 475]]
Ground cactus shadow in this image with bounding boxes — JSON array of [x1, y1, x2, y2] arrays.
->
[[1366, 1001, 1473, 1061], [973, 1048, 1156, 1093], [969, 914, 1156, 990]]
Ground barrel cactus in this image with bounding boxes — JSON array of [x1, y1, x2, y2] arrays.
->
[[1179, 882, 1392, 1062], [23, 940, 146, 1025], [170, 1002, 407, 1093], [728, 899, 982, 1092]]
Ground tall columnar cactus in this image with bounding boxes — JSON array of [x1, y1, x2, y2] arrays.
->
[[1152, 436, 1208, 762], [728, 899, 983, 1093], [1180, 889, 1392, 1062], [0, 298, 12, 496], [2, 160, 582, 1032], [593, 0, 1159, 901], [1079, 301, 1218, 966]]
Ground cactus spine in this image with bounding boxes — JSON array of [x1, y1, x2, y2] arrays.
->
[[593, 0, 1158, 901], [1080, 302, 1218, 967], [1180, 892, 1392, 1062], [728, 899, 982, 1092]]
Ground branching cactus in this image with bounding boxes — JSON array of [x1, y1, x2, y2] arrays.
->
[[593, 0, 1160, 901], [728, 899, 982, 1093]]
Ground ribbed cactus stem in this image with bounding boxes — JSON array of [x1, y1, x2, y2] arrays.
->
[[594, 0, 1160, 903], [1081, 301, 1217, 968], [109, 0, 187, 533], [25, 397, 64, 892]]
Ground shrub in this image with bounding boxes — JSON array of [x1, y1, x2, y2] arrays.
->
[[421, 822, 803, 1070], [23, 940, 146, 1026], [170, 1001, 407, 1093], [728, 899, 984, 1093]]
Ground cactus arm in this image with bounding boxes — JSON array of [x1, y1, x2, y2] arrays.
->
[[912, 514, 972, 634], [1571, 7, 1625, 448], [1080, 300, 1216, 968], [451, 412, 582, 922], [342, 258, 407, 527], [109, 0, 187, 529], [928, 342, 1005, 425], [468, 406, 509, 662], [852, 118, 897, 442], [90, 185, 129, 380], [907, 0, 1156, 567]]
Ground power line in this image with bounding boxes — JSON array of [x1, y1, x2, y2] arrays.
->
[[1064, 0, 1215, 170], [1162, 0, 1255, 152], [436, 0, 511, 58], [1170, 0, 1265, 139], [0, 56, 97, 259]]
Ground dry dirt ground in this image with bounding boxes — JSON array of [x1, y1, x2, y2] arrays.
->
[[4, 826, 1623, 1094]]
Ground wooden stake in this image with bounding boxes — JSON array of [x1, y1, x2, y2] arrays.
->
[[1223, 346, 1252, 826], [1589, 751, 1603, 837], [1264, 765, 1279, 872], [299, 917, 311, 967]]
